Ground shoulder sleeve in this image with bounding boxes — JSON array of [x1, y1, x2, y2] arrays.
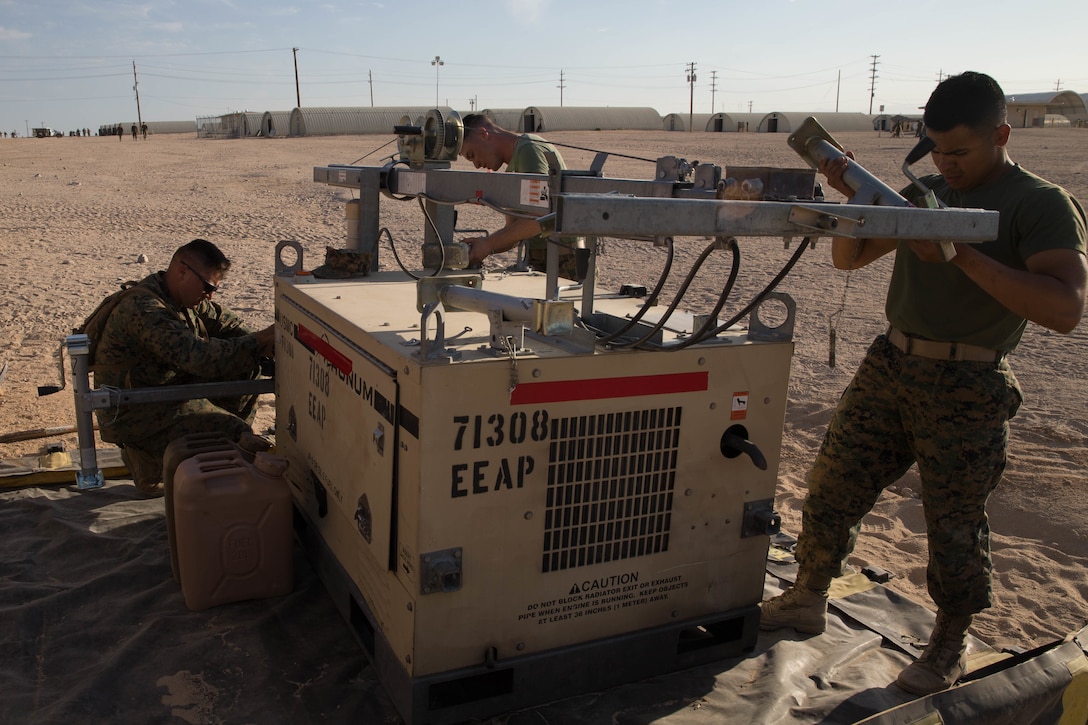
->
[[110, 293, 260, 379], [198, 300, 253, 338], [510, 139, 550, 174], [1014, 184, 1088, 259]]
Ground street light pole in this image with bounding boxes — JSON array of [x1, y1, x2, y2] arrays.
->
[[431, 55, 444, 106]]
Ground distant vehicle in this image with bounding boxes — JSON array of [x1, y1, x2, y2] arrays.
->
[[32, 127, 61, 138]]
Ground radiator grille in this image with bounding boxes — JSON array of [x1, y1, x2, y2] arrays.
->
[[542, 407, 680, 573]]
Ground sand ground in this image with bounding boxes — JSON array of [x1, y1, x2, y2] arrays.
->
[[1, 125, 1086, 654]]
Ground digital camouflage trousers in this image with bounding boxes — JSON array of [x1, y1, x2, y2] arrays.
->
[[796, 334, 1023, 616]]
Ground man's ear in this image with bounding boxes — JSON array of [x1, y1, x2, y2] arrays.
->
[[994, 123, 1011, 148]]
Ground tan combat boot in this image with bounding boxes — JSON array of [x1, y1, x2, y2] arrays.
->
[[759, 571, 832, 634], [895, 611, 972, 695], [120, 445, 164, 497]]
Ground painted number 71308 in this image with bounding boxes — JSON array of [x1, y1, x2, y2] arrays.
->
[[452, 411, 550, 450]]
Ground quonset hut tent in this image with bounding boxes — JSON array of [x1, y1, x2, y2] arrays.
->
[[663, 113, 713, 132], [521, 107, 662, 132], [221, 112, 263, 138], [480, 108, 525, 132], [260, 111, 292, 137], [288, 106, 439, 137], [721, 113, 764, 132], [1005, 91, 1088, 127], [663, 112, 762, 132], [758, 112, 874, 133]]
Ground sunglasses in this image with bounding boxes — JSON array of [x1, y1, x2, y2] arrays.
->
[[181, 260, 219, 295]]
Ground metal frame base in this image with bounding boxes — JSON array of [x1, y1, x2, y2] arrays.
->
[[294, 507, 760, 725]]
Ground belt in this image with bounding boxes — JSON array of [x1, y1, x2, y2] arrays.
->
[[887, 326, 1005, 363]]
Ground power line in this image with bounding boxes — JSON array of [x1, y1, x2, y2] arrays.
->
[[685, 61, 696, 132]]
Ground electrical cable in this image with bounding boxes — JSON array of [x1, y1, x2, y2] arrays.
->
[[703, 236, 814, 338], [349, 137, 398, 166], [547, 140, 657, 165], [605, 237, 727, 350], [590, 238, 676, 344], [417, 197, 446, 277], [385, 227, 425, 280], [667, 238, 742, 350]]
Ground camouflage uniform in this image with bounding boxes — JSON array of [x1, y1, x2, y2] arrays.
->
[[796, 334, 1022, 616], [93, 271, 265, 462]]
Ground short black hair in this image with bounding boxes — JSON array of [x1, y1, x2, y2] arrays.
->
[[923, 71, 1007, 132], [462, 113, 503, 135], [175, 238, 231, 273], [462, 113, 487, 129]]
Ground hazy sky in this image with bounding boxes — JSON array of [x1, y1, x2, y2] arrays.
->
[[2, 0, 1086, 134]]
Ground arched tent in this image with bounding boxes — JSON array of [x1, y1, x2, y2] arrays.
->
[[521, 106, 662, 132], [663, 113, 713, 132], [260, 111, 291, 137], [1006, 91, 1087, 127], [722, 113, 763, 132], [759, 112, 874, 133], [480, 108, 524, 131], [220, 112, 263, 138], [287, 106, 438, 137]]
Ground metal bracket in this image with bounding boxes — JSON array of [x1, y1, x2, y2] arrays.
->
[[418, 302, 461, 362], [748, 292, 797, 342], [787, 205, 859, 237]]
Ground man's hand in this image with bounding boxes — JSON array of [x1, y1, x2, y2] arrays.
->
[[462, 236, 494, 267], [254, 325, 275, 357], [818, 152, 856, 200], [908, 240, 960, 263]]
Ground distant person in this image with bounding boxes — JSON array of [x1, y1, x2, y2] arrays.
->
[[141, 123, 148, 140], [90, 239, 275, 496], [131, 123, 138, 141], [759, 71, 1087, 695], [457, 113, 584, 279]]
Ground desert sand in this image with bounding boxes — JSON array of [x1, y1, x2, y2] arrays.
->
[[1, 126, 1086, 716]]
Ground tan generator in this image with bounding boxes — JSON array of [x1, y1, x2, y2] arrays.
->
[[275, 268, 792, 724]]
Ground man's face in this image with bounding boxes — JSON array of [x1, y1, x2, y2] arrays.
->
[[926, 123, 1010, 191], [460, 131, 502, 171], [177, 260, 222, 308]]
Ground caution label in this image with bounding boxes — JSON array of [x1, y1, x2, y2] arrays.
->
[[517, 574, 689, 626], [521, 179, 551, 208]]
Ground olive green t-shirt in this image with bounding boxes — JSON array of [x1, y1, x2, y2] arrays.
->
[[508, 134, 565, 251], [887, 165, 1087, 351]]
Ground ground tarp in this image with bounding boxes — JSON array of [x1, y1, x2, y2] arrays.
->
[[2, 478, 1085, 724]]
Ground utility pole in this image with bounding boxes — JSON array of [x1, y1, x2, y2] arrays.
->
[[368, 69, 374, 106], [1055, 78, 1063, 91], [557, 70, 566, 107], [710, 70, 718, 113], [685, 62, 697, 132], [748, 100, 753, 113], [431, 55, 443, 107], [292, 48, 301, 107], [835, 70, 841, 112], [132, 62, 143, 131], [868, 54, 880, 114]]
